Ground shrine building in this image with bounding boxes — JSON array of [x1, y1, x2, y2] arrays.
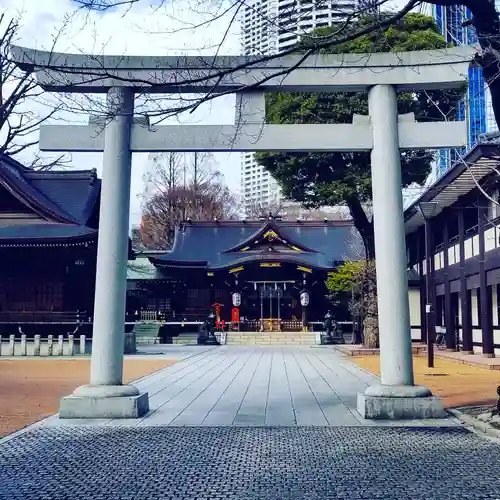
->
[[126, 216, 363, 332], [0, 155, 101, 334]]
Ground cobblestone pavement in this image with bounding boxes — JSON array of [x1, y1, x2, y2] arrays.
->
[[1, 426, 500, 499]]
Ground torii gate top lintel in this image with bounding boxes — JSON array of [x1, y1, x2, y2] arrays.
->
[[10, 44, 475, 94]]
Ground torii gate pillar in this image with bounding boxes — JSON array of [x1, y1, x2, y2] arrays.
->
[[60, 88, 149, 418], [356, 84, 445, 419]]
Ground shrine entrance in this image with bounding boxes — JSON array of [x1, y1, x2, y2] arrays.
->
[[243, 282, 300, 331]]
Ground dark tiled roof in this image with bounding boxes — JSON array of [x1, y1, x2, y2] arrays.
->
[[0, 223, 96, 244], [24, 169, 100, 225], [151, 220, 362, 271], [0, 155, 101, 244], [0, 155, 100, 225]]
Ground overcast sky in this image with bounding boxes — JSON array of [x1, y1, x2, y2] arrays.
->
[[2, 0, 244, 224]]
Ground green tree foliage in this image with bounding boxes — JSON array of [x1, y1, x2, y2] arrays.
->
[[326, 261, 364, 293], [326, 260, 379, 347], [257, 13, 463, 259]]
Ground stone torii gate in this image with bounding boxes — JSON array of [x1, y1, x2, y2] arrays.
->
[[11, 45, 473, 420]]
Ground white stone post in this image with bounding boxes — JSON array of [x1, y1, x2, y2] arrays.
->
[[20, 335, 27, 356], [8, 335, 14, 356], [57, 335, 64, 356], [34, 335, 41, 356], [80, 335, 86, 355], [47, 335, 53, 356], [357, 84, 442, 419], [68, 335, 75, 356], [61, 87, 149, 418]]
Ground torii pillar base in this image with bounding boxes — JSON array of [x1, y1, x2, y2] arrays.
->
[[59, 385, 149, 419], [357, 384, 446, 420]]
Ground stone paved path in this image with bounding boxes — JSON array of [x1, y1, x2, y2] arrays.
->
[[34, 346, 461, 428], [2, 426, 500, 499], [2, 346, 500, 500]]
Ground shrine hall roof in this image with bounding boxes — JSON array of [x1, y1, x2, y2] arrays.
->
[[0, 154, 101, 245], [150, 219, 363, 271]]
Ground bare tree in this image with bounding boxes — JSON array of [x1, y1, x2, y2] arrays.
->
[[14, 1, 497, 131], [244, 201, 284, 219], [141, 183, 238, 248], [64, 1, 500, 126], [0, 12, 66, 169], [140, 152, 238, 248]]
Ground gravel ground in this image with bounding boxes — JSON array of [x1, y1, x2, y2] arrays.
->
[[0, 358, 175, 437]]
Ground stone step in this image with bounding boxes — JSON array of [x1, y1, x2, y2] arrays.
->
[[226, 334, 319, 345], [172, 338, 198, 345], [229, 332, 316, 337], [228, 336, 316, 340]]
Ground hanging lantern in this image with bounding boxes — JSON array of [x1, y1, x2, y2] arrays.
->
[[232, 292, 241, 307], [300, 291, 310, 307]]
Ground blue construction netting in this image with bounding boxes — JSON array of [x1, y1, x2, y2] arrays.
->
[[433, 5, 487, 177]]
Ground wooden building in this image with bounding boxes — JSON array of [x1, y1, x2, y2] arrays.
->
[[405, 143, 500, 356], [127, 217, 363, 331], [0, 155, 101, 334]]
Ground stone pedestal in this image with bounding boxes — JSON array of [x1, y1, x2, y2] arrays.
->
[[357, 384, 446, 420], [59, 385, 149, 419], [320, 335, 345, 345], [203, 335, 220, 346]]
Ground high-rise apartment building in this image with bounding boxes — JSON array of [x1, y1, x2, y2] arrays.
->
[[240, 0, 357, 215], [433, 4, 488, 176]]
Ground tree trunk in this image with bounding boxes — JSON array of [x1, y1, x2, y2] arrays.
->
[[345, 196, 375, 259], [345, 197, 378, 346], [362, 266, 379, 348]]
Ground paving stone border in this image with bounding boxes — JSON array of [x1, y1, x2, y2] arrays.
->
[[448, 406, 500, 440]]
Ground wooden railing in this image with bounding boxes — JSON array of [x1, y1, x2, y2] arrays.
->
[[140, 310, 158, 321]]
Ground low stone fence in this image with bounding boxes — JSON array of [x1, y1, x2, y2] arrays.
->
[[0, 332, 136, 356]]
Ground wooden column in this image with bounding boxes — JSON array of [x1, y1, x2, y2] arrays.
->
[[417, 228, 427, 342], [478, 201, 495, 357], [442, 212, 455, 349], [458, 204, 473, 353], [424, 216, 436, 367]]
